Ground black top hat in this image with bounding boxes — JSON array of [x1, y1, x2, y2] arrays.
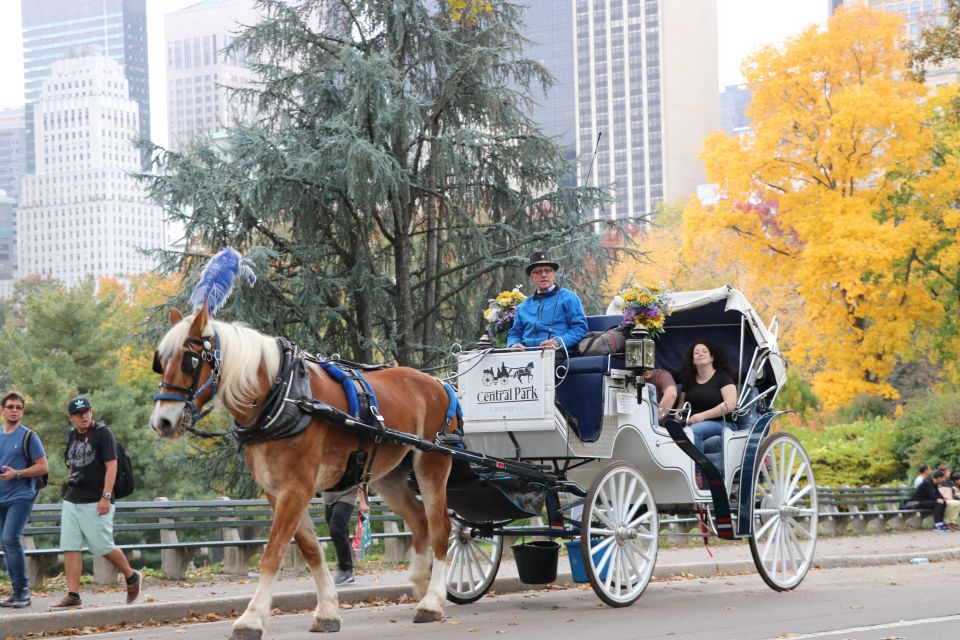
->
[[525, 250, 560, 276], [67, 396, 92, 415]]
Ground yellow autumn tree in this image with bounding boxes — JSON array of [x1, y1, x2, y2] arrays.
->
[[685, 6, 940, 410]]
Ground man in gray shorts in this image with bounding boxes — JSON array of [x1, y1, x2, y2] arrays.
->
[[50, 396, 141, 609]]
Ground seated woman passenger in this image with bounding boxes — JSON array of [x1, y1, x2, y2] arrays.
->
[[507, 250, 588, 351], [677, 341, 738, 453]]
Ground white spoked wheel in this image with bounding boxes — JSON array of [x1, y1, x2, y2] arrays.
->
[[445, 519, 503, 604], [582, 461, 658, 608], [749, 432, 818, 591]]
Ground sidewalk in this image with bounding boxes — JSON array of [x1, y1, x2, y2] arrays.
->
[[2, 530, 959, 639]]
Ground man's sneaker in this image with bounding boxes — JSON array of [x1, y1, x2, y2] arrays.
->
[[934, 523, 951, 532], [49, 594, 82, 610], [126, 571, 142, 604], [0, 592, 31, 608], [334, 570, 356, 586]]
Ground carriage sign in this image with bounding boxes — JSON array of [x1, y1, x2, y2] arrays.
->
[[461, 351, 547, 421]]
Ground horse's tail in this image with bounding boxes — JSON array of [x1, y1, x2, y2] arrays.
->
[[437, 383, 464, 449]]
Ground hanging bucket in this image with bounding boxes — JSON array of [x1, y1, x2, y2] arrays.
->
[[511, 540, 560, 584], [565, 539, 610, 583]]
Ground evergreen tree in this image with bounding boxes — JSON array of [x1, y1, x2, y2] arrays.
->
[[141, 0, 628, 366]]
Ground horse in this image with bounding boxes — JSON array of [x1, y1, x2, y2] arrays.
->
[[149, 306, 454, 639]]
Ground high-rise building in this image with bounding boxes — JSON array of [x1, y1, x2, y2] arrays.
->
[[0, 108, 27, 277], [164, 0, 261, 151], [836, 0, 959, 86], [17, 56, 164, 286], [21, 0, 150, 172], [720, 84, 752, 135], [523, 0, 719, 221]]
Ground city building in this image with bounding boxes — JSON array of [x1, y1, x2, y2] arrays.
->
[[164, 0, 261, 151], [0, 191, 15, 281], [21, 0, 150, 172], [17, 55, 164, 286], [0, 108, 27, 277], [838, 0, 959, 86], [523, 0, 719, 222], [720, 84, 752, 135]]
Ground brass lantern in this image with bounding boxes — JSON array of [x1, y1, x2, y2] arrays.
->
[[625, 324, 656, 370]]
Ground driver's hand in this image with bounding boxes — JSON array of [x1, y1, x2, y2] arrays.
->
[[509, 343, 525, 350], [540, 339, 559, 350]]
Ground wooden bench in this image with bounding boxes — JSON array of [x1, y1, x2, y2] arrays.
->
[[816, 486, 933, 535], [6, 496, 411, 586]]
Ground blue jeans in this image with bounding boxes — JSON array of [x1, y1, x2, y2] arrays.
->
[[0, 498, 34, 594], [692, 420, 726, 453]]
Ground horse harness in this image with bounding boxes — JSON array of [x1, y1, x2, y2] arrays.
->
[[155, 332, 464, 492]]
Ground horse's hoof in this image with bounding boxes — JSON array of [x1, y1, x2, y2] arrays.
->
[[413, 609, 442, 624], [310, 618, 341, 633], [232, 629, 263, 640]]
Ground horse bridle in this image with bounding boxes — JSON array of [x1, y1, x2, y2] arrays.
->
[[152, 334, 222, 428]]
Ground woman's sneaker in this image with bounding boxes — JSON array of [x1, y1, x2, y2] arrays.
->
[[49, 594, 82, 609], [0, 591, 31, 608]]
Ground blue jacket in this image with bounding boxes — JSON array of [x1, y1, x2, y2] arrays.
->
[[507, 287, 588, 349]]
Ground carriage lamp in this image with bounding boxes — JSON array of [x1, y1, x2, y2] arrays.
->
[[625, 324, 656, 371]]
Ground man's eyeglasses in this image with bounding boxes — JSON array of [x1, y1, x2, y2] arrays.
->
[[3, 405, 23, 410]]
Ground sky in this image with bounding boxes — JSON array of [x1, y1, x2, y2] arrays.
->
[[0, 0, 829, 148]]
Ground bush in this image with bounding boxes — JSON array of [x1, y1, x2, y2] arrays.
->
[[785, 418, 899, 486], [835, 393, 893, 423], [891, 391, 960, 478], [776, 370, 820, 417]]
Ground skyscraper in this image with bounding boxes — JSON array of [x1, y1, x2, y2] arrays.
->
[[164, 0, 261, 152], [0, 108, 26, 278], [522, 0, 720, 220], [17, 55, 164, 286], [21, 0, 150, 172]]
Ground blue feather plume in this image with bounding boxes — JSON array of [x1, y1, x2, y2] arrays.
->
[[189, 247, 257, 315]]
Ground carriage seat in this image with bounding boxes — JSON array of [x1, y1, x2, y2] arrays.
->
[[554, 315, 625, 442]]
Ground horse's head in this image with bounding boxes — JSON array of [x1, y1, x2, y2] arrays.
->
[[149, 306, 220, 438]]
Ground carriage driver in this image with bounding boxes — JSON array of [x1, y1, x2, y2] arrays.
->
[[508, 251, 588, 351]]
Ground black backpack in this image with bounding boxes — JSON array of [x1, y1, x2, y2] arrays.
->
[[22, 428, 49, 496], [113, 440, 134, 499]]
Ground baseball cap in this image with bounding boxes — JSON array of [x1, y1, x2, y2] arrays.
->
[[67, 396, 92, 414]]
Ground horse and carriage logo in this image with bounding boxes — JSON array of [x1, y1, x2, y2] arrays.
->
[[482, 361, 534, 386]]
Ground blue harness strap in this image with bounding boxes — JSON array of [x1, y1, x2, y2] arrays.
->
[[319, 361, 379, 422], [439, 383, 464, 448]]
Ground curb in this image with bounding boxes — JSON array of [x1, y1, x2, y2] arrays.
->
[[3, 550, 958, 638]]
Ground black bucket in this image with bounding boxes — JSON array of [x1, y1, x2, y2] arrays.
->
[[511, 540, 560, 584]]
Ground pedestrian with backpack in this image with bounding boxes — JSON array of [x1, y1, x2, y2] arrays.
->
[[0, 391, 48, 608], [50, 396, 140, 609]]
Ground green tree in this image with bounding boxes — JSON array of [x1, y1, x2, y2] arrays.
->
[[140, 0, 624, 367], [0, 278, 211, 502]]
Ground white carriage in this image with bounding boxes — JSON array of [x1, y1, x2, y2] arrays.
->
[[444, 286, 818, 607]]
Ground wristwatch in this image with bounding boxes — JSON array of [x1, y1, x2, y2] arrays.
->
[[102, 492, 113, 500], [14, 470, 21, 479]]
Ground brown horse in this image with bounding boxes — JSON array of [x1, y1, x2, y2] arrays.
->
[[149, 306, 453, 639]]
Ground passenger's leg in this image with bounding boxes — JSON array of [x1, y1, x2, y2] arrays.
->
[[692, 420, 726, 453]]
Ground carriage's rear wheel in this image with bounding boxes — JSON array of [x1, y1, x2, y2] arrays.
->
[[582, 461, 658, 608], [748, 432, 818, 591], [445, 519, 503, 604]]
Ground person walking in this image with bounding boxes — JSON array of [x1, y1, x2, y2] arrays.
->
[[50, 396, 140, 609], [321, 486, 358, 586], [0, 391, 48, 608]]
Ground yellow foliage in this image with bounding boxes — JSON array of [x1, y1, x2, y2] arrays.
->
[[686, 5, 944, 410]]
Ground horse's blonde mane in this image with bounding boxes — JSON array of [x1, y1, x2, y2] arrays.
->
[[157, 315, 281, 409]]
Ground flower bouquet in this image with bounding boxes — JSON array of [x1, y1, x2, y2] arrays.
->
[[617, 282, 672, 338], [483, 286, 527, 347]]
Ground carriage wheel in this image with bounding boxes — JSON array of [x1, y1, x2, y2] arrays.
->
[[748, 432, 818, 591], [445, 519, 503, 604], [582, 461, 658, 608]]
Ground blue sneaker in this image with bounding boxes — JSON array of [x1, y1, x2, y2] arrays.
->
[[934, 523, 951, 532], [0, 591, 31, 608]]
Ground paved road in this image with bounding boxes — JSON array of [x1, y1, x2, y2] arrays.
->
[[5, 530, 960, 639], [45, 561, 960, 640]]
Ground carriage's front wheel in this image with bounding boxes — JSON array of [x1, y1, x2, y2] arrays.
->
[[582, 461, 658, 608], [445, 519, 503, 604], [748, 432, 818, 591]]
